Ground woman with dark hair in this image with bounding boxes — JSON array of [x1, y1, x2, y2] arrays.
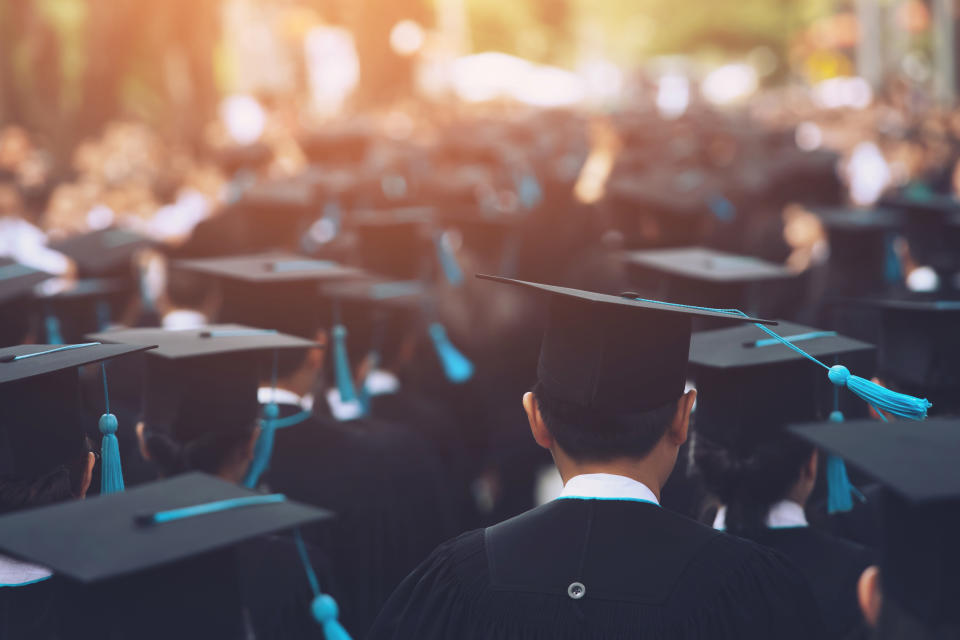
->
[[689, 321, 877, 640]]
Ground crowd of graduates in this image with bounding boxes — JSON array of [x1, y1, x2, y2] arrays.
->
[[0, 79, 957, 639]]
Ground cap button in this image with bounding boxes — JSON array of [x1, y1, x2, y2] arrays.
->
[[567, 581, 586, 600]]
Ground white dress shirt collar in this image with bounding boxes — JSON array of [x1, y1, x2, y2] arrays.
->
[[558, 473, 660, 505], [258, 387, 313, 411], [0, 554, 52, 587], [713, 500, 808, 531]]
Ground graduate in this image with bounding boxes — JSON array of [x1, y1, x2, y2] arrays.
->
[[0, 341, 154, 639], [790, 419, 960, 640], [0, 472, 334, 640], [87, 324, 342, 640], [688, 320, 876, 639], [368, 276, 824, 640]]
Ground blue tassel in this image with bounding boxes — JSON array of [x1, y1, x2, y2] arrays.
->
[[708, 195, 736, 222], [433, 232, 464, 287], [516, 172, 543, 210], [356, 351, 379, 417], [883, 234, 903, 285], [45, 314, 63, 345], [332, 324, 358, 403], [827, 365, 931, 421], [99, 364, 124, 494], [243, 403, 279, 488], [312, 594, 352, 640], [826, 454, 855, 514], [428, 322, 473, 384]]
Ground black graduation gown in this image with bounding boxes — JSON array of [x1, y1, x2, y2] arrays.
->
[[750, 527, 873, 640], [368, 499, 825, 640], [0, 576, 66, 639], [261, 402, 451, 638]]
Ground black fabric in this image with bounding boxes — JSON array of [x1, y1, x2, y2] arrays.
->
[[261, 403, 454, 638], [0, 576, 68, 640], [48, 228, 151, 277], [750, 527, 873, 640], [369, 499, 824, 639]]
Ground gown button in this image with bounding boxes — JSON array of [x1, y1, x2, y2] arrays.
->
[[567, 582, 586, 600]]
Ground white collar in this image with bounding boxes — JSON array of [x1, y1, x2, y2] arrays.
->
[[558, 473, 660, 505], [713, 500, 808, 531], [162, 309, 208, 330], [258, 387, 312, 411], [0, 554, 52, 588]]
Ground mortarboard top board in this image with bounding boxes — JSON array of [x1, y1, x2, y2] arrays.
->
[[0, 472, 332, 583], [0, 342, 154, 385], [34, 277, 129, 300], [689, 322, 876, 445], [623, 247, 800, 320], [175, 252, 362, 285], [623, 247, 794, 283], [352, 208, 436, 281], [240, 179, 316, 211], [320, 277, 427, 308], [477, 274, 774, 412], [86, 324, 319, 360], [812, 206, 903, 231], [0, 259, 52, 304], [788, 418, 960, 627], [48, 228, 152, 277]]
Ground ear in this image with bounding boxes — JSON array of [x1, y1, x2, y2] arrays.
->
[[77, 452, 96, 499], [667, 389, 696, 446], [858, 565, 882, 628], [135, 421, 151, 462], [523, 392, 553, 450]]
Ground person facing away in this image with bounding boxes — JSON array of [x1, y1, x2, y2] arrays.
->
[[688, 321, 877, 640], [367, 276, 824, 640]]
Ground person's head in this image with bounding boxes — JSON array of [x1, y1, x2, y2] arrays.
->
[[267, 329, 326, 395], [523, 380, 696, 490], [0, 434, 96, 514], [693, 430, 817, 533], [136, 353, 262, 484]]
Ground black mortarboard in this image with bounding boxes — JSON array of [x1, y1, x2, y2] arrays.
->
[[789, 419, 960, 627], [689, 321, 876, 446], [623, 247, 800, 320], [0, 471, 331, 583], [87, 325, 318, 442], [352, 207, 434, 281], [872, 300, 960, 414], [478, 275, 774, 412], [813, 207, 904, 295], [0, 342, 153, 482], [48, 228, 152, 277], [175, 252, 363, 338]]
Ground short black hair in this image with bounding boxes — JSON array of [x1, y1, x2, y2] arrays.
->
[[532, 379, 678, 462]]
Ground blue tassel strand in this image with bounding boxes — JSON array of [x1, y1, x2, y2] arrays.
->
[[44, 314, 63, 345], [294, 529, 352, 640], [428, 322, 473, 384], [243, 402, 279, 489], [433, 232, 464, 287], [826, 454, 855, 514], [99, 364, 124, 494], [332, 324, 358, 403]]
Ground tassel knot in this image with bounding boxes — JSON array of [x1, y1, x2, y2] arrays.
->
[[828, 365, 850, 386], [829, 410, 845, 423], [99, 413, 118, 435]]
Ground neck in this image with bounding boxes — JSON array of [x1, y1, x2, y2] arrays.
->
[[271, 368, 316, 399], [555, 456, 666, 501]]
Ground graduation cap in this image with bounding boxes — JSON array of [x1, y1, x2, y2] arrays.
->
[[351, 207, 437, 282], [174, 252, 363, 338], [689, 321, 876, 512], [872, 299, 960, 414], [0, 342, 155, 495], [623, 247, 800, 320], [881, 193, 960, 283], [0, 472, 351, 638], [0, 259, 51, 346], [87, 325, 319, 485], [477, 275, 774, 413], [34, 277, 130, 344], [813, 207, 904, 294], [48, 228, 151, 278], [789, 419, 960, 628]]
